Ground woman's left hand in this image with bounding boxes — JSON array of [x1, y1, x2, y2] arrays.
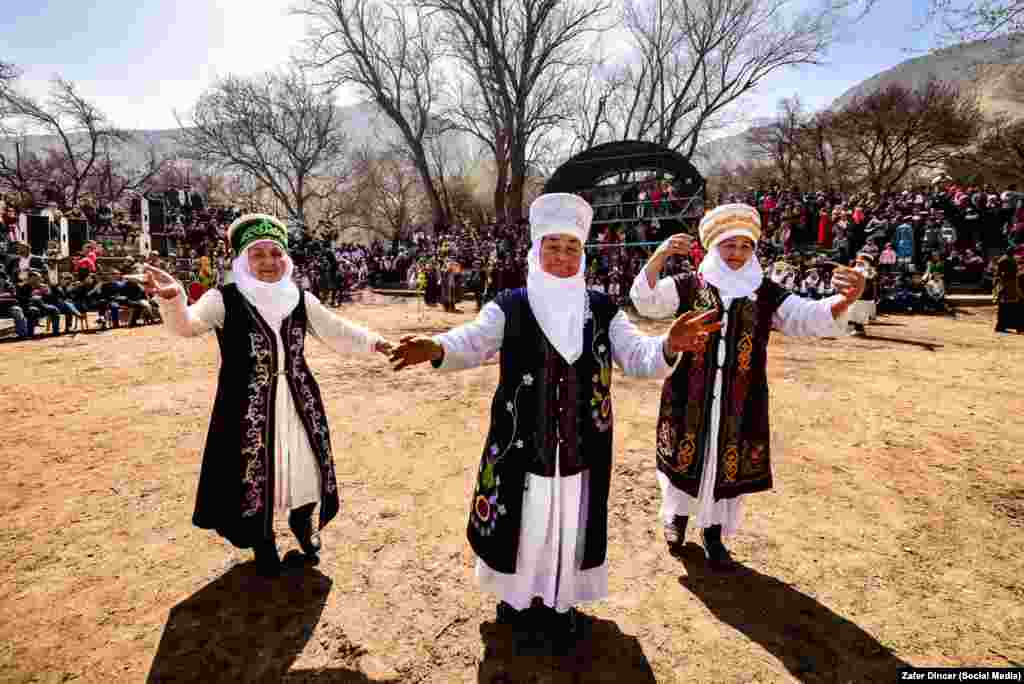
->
[[831, 266, 866, 304], [374, 339, 394, 355]]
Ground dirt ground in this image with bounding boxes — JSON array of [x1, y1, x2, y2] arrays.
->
[[1, 294, 1022, 684]]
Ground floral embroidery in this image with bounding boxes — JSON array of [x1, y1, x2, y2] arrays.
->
[[471, 372, 532, 532], [287, 315, 338, 495], [240, 330, 272, 517], [589, 318, 613, 433]]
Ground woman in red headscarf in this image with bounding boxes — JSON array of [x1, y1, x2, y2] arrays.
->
[[817, 208, 832, 249]]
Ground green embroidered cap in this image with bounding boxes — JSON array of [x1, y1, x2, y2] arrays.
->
[[227, 213, 289, 254]]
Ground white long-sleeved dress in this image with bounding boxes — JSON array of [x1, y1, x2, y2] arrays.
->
[[434, 300, 675, 613], [629, 273, 849, 537], [158, 287, 382, 514]]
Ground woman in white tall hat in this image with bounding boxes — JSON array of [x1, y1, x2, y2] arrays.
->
[[630, 204, 865, 568], [143, 214, 393, 577], [389, 193, 719, 649]]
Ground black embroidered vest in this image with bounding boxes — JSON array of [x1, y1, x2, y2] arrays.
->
[[192, 284, 340, 548], [655, 274, 790, 500], [467, 288, 617, 574]]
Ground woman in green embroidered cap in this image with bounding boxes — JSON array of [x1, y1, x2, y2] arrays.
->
[[143, 213, 393, 577]]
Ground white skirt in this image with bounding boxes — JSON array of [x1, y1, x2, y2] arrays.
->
[[849, 300, 876, 325], [271, 365, 322, 514], [475, 448, 608, 613], [657, 364, 744, 537]]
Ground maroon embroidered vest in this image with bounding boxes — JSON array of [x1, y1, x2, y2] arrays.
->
[[655, 274, 790, 500]]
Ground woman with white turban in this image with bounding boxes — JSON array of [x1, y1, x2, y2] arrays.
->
[[630, 204, 865, 569], [389, 193, 718, 650], [144, 214, 392, 577]]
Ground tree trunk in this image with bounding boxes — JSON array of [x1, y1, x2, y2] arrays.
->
[[493, 128, 509, 224], [411, 145, 446, 231], [507, 141, 526, 223]]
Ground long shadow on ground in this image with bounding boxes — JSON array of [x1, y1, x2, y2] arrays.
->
[[147, 562, 341, 683], [477, 614, 656, 684], [677, 543, 909, 682]]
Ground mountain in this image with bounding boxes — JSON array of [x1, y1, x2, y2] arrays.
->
[[830, 34, 1024, 119], [693, 35, 1024, 173], [0, 101, 473, 174]]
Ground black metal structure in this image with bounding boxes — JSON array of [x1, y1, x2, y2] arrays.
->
[[543, 141, 705, 232], [544, 140, 703, 194]]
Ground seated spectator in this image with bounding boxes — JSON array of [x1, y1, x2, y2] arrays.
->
[[6, 241, 44, 285], [13, 270, 60, 338], [50, 273, 89, 331]]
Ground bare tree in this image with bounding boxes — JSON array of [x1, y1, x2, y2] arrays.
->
[[0, 137, 48, 206], [948, 114, 1024, 185], [430, 0, 608, 222], [295, 0, 450, 230], [746, 96, 805, 188], [0, 77, 130, 207], [830, 80, 983, 194], [82, 139, 170, 207], [177, 69, 348, 230], [355, 150, 428, 238], [844, 0, 1023, 46], [585, 0, 833, 159]]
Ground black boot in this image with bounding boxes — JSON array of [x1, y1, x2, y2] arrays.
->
[[253, 537, 281, 577], [664, 515, 689, 555], [701, 525, 735, 571], [551, 607, 588, 654], [496, 601, 518, 625], [288, 503, 321, 559]]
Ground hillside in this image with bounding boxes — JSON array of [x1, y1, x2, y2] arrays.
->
[[694, 34, 1024, 172], [0, 101, 472, 174], [831, 34, 1024, 119]]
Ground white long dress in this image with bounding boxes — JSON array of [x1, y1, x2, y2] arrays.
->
[[158, 287, 382, 514], [629, 273, 849, 537], [434, 300, 674, 613]]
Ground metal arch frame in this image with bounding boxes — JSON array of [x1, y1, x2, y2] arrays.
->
[[543, 140, 705, 194]]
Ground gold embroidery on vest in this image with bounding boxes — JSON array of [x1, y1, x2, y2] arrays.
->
[[737, 332, 753, 372], [678, 432, 697, 468], [723, 444, 739, 481]]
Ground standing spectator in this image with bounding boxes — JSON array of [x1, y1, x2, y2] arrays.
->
[[993, 247, 1022, 334]]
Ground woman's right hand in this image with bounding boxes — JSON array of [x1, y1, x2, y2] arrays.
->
[[655, 233, 693, 259], [143, 264, 180, 300], [389, 335, 444, 371]]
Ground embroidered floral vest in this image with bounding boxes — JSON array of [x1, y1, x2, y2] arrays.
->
[[655, 274, 790, 501], [467, 288, 617, 574], [192, 284, 340, 547]]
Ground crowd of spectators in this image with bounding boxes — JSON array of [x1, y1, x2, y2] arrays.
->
[[4, 177, 1024, 341]]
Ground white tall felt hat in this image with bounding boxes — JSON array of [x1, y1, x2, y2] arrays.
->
[[699, 203, 762, 250], [528, 193, 593, 244]]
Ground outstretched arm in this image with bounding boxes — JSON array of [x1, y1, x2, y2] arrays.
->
[[390, 301, 505, 372], [147, 265, 223, 337], [773, 265, 865, 337], [611, 308, 722, 377], [305, 292, 390, 356]]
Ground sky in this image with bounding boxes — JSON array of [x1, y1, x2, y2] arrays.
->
[[1, 0, 949, 137]]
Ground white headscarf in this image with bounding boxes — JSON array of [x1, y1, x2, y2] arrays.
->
[[697, 228, 764, 300], [526, 239, 587, 364], [525, 193, 593, 364], [231, 239, 300, 322]]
